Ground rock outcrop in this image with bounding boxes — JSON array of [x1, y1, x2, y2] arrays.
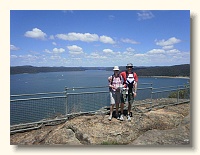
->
[[10, 99, 190, 145]]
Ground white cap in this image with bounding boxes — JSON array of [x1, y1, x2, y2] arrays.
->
[[113, 66, 119, 71]]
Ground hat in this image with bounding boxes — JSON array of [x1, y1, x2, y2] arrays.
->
[[113, 66, 120, 71], [126, 63, 133, 67]]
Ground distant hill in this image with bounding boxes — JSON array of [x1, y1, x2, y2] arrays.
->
[[105, 64, 190, 77], [135, 64, 190, 77], [10, 64, 190, 77], [10, 66, 85, 74]]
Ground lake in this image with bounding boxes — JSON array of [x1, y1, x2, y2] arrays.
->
[[10, 70, 189, 95], [10, 70, 190, 125]]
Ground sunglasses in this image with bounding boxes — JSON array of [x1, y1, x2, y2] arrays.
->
[[127, 66, 133, 68]]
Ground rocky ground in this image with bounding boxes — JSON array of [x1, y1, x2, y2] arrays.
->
[[10, 98, 190, 146]]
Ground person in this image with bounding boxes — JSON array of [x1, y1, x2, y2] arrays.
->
[[120, 63, 138, 121], [108, 66, 123, 121]]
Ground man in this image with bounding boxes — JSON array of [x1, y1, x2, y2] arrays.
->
[[119, 63, 138, 121]]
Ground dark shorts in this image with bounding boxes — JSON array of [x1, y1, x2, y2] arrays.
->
[[121, 92, 134, 104]]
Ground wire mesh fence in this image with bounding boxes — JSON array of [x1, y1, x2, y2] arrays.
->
[[10, 83, 190, 127]]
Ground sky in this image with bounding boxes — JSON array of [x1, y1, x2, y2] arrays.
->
[[10, 10, 190, 67]]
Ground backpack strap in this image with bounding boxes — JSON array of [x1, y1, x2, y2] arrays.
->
[[111, 74, 122, 85]]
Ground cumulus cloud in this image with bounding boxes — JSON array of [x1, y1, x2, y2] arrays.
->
[[147, 49, 165, 54], [67, 45, 84, 55], [137, 11, 155, 21], [103, 49, 115, 54], [52, 48, 65, 53], [56, 32, 99, 42], [166, 49, 181, 54], [121, 38, 140, 44], [155, 37, 181, 46], [162, 45, 174, 50], [10, 45, 19, 51], [44, 49, 52, 53], [52, 42, 57, 46], [56, 32, 116, 44], [99, 35, 115, 44], [126, 47, 135, 52], [86, 52, 107, 59], [24, 28, 47, 40]]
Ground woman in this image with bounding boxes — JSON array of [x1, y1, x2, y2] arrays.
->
[[108, 66, 123, 121]]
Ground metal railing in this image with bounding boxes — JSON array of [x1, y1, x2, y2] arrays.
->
[[10, 83, 190, 133]]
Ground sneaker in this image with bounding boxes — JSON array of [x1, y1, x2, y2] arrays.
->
[[116, 113, 120, 120], [108, 115, 112, 121], [120, 114, 124, 121], [127, 115, 131, 121]]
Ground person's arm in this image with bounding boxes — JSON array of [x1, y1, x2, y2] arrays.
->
[[134, 73, 138, 96], [108, 76, 114, 89], [134, 82, 137, 93]]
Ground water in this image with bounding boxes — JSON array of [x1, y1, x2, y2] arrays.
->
[[10, 70, 190, 125], [10, 70, 189, 95]]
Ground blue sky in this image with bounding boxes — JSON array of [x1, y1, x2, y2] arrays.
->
[[10, 10, 190, 67]]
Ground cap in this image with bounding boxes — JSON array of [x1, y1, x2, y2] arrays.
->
[[126, 63, 133, 67], [113, 66, 120, 71]]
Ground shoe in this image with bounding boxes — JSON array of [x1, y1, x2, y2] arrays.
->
[[108, 115, 112, 121], [120, 114, 124, 121], [116, 113, 120, 120], [127, 115, 131, 121]]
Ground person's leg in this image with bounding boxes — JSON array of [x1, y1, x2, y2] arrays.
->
[[109, 92, 115, 120], [119, 93, 125, 121], [115, 92, 121, 119], [109, 104, 114, 119], [127, 93, 134, 121]]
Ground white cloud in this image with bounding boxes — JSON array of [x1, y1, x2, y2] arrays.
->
[[137, 11, 155, 21], [52, 48, 65, 53], [10, 55, 18, 58], [86, 52, 107, 59], [10, 45, 19, 51], [24, 28, 47, 40], [155, 37, 181, 46], [44, 49, 52, 53], [67, 45, 84, 55], [99, 35, 115, 44], [166, 49, 181, 54], [162, 45, 174, 50], [49, 35, 55, 40], [103, 49, 115, 54], [56, 32, 99, 42], [147, 49, 165, 54], [126, 47, 135, 52], [121, 38, 140, 44], [52, 42, 57, 46], [50, 55, 61, 60]]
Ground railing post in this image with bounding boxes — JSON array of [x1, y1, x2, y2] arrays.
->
[[150, 83, 153, 111], [65, 86, 68, 115], [177, 86, 179, 104]]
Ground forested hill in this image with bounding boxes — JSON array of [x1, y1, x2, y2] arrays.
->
[[119, 64, 190, 77], [10, 66, 85, 74], [10, 64, 190, 77]]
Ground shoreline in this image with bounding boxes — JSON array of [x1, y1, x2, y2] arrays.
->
[[139, 76, 190, 79]]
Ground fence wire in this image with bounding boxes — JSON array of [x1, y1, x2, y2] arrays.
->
[[10, 83, 190, 128]]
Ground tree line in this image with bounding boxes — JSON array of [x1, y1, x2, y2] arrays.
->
[[10, 64, 190, 77]]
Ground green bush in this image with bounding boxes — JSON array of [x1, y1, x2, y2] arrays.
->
[[168, 85, 190, 99]]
